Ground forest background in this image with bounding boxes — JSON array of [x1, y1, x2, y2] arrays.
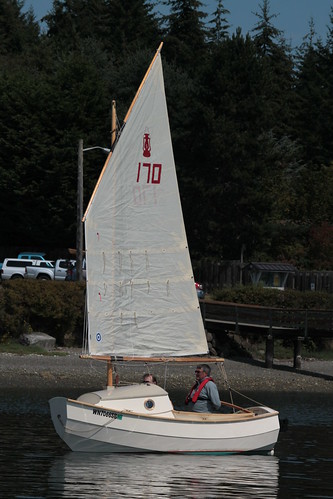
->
[[1, 0, 333, 271]]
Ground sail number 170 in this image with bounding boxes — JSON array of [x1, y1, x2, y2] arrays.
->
[[137, 162, 162, 184]]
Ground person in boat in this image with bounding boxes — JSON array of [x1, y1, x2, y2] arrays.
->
[[142, 373, 157, 384], [185, 364, 221, 413]]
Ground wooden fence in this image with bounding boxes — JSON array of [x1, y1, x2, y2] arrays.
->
[[193, 260, 333, 293]]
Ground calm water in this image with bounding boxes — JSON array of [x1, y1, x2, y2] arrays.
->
[[0, 387, 332, 498]]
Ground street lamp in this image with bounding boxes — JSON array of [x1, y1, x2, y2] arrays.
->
[[83, 146, 111, 153], [76, 140, 111, 280]]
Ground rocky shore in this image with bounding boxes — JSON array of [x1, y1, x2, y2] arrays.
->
[[1, 348, 332, 394]]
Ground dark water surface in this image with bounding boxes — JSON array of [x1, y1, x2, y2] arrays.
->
[[0, 388, 332, 498]]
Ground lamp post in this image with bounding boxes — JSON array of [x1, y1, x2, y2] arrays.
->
[[76, 141, 111, 281]]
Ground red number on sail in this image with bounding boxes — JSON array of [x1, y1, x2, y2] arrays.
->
[[152, 164, 161, 184], [137, 163, 162, 184]]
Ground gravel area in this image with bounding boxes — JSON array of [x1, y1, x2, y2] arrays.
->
[[0, 348, 332, 394]]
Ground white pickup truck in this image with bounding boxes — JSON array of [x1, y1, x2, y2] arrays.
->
[[1, 258, 54, 280], [0, 252, 48, 272], [24, 260, 75, 280]]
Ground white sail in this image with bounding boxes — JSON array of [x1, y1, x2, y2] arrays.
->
[[84, 48, 208, 357]]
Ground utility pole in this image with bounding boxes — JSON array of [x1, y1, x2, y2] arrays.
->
[[76, 104, 115, 282], [76, 139, 83, 281]]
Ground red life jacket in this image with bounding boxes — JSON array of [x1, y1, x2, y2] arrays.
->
[[185, 377, 214, 405]]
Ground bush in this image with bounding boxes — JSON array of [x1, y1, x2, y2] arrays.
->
[[0, 280, 85, 346], [210, 285, 333, 310]]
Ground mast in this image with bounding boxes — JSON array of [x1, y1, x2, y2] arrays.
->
[[111, 100, 116, 148]]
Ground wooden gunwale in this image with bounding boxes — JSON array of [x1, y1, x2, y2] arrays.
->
[[67, 398, 279, 423]]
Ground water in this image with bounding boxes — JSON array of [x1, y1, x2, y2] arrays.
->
[[1, 388, 332, 498]]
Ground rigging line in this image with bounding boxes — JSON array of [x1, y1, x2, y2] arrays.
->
[[218, 363, 235, 411], [82, 297, 88, 354], [163, 363, 168, 390], [228, 387, 267, 407]]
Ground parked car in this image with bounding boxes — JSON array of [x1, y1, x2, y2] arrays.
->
[[24, 260, 55, 280], [24, 259, 75, 281], [17, 252, 47, 261], [0, 258, 40, 280], [0, 251, 47, 272]]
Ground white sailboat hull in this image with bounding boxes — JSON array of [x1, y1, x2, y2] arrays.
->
[[49, 386, 279, 455]]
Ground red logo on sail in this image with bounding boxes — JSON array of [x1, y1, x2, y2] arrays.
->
[[143, 133, 151, 157], [137, 130, 162, 185]]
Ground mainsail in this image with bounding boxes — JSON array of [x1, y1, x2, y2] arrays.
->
[[84, 46, 208, 357]]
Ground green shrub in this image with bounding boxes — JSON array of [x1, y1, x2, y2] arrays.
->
[[0, 280, 85, 346], [210, 285, 333, 310]]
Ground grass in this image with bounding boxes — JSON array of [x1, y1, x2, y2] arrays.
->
[[0, 339, 68, 356]]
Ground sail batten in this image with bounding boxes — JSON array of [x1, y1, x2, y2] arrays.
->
[[84, 48, 208, 357]]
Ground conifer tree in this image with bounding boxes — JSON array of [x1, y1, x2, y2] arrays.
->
[[207, 0, 230, 46], [252, 0, 294, 135], [163, 0, 207, 72], [43, 0, 160, 57], [293, 14, 333, 262], [0, 0, 40, 55]]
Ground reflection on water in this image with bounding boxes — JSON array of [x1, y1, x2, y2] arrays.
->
[[1, 388, 333, 498], [49, 453, 279, 498], [277, 425, 333, 499]]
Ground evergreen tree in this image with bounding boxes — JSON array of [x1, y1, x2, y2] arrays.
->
[[193, 31, 269, 259], [0, 0, 40, 56], [163, 0, 207, 72], [43, 0, 160, 58], [0, 0, 332, 268], [0, 36, 112, 247], [294, 20, 326, 165], [105, 0, 161, 57], [252, 0, 294, 135], [293, 15, 333, 263], [207, 0, 230, 46]]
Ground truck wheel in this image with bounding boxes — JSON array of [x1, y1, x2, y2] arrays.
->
[[11, 275, 23, 279], [37, 274, 51, 280]]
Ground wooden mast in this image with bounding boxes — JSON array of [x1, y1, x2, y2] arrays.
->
[[111, 100, 116, 147], [107, 360, 113, 387]]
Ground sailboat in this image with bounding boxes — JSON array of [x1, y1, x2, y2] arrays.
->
[[49, 43, 280, 454]]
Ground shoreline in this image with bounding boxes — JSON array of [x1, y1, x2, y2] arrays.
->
[[0, 349, 332, 393]]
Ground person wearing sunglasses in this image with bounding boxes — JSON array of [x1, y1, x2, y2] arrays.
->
[[185, 364, 221, 413]]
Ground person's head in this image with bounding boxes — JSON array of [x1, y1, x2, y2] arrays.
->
[[195, 364, 211, 381], [142, 373, 157, 384]]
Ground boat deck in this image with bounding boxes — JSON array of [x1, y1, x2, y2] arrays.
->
[[172, 410, 255, 422]]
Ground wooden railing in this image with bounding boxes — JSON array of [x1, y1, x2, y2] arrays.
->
[[201, 300, 333, 338], [200, 300, 333, 368]]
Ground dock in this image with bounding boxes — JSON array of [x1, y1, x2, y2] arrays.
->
[[201, 300, 333, 368]]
